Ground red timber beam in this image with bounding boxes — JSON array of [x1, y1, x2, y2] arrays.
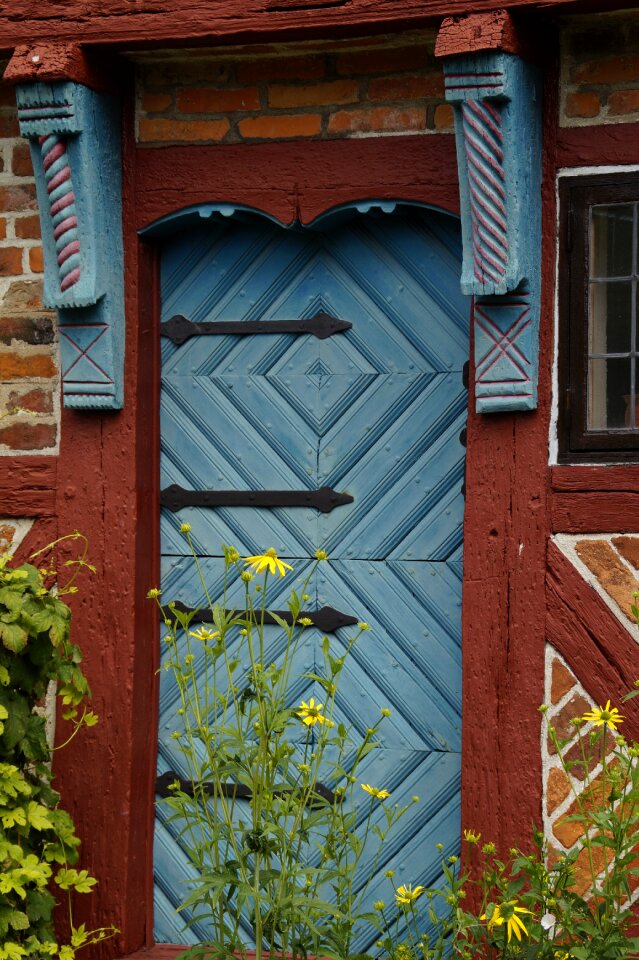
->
[[0, 0, 638, 54], [435, 8, 554, 852]]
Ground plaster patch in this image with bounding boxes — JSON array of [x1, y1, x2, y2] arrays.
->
[[0, 518, 34, 554]]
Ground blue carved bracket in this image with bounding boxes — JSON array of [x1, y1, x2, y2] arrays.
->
[[443, 52, 541, 413], [15, 81, 124, 409]]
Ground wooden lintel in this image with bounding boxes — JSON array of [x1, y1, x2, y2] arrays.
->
[[435, 9, 522, 58], [0, 0, 637, 54]]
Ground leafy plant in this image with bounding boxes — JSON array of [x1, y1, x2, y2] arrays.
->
[[151, 536, 416, 960], [0, 535, 117, 960]]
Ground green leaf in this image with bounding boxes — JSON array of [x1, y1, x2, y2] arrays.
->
[[0, 623, 27, 655]]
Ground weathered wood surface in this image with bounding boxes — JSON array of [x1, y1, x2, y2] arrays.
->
[[552, 465, 639, 492], [135, 136, 461, 230], [551, 492, 639, 533], [1, 0, 638, 51], [546, 540, 639, 741], [0, 456, 57, 516]]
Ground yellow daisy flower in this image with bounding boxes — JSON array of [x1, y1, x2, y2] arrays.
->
[[395, 883, 424, 905], [361, 783, 391, 800], [297, 698, 329, 726], [482, 901, 531, 943], [581, 700, 624, 731], [463, 829, 481, 844], [243, 548, 293, 577], [189, 626, 220, 642]]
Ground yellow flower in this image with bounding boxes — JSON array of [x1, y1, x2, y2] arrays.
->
[[463, 829, 481, 844], [147, 588, 161, 599], [361, 783, 391, 800], [243, 548, 293, 577], [315, 549, 329, 561], [581, 700, 624, 731], [395, 883, 424, 905], [179, 522, 192, 534], [298, 617, 313, 627], [482, 901, 531, 943], [297, 698, 329, 726], [189, 626, 220, 642]]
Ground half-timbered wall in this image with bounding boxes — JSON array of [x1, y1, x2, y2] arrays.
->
[[135, 31, 453, 145]]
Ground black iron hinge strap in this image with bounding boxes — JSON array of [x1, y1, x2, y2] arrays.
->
[[160, 602, 358, 634], [156, 771, 336, 806], [161, 485, 353, 514], [161, 310, 351, 345]]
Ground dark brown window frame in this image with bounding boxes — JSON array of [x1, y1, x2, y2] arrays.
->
[[558, 172, 639, 463]]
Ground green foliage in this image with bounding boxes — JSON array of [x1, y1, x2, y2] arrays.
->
[[154, 542, 412, 960], [0, 541, 116, 960], [380, 697, 639, 960]]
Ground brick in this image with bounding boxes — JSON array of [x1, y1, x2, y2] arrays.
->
[[564, 91, 601, 119], [0, 316, 54, 345], [0, 219, 5, 241], [141, 92, 173, 113], [572, 840, 612, 896], [551, 657, 577, 704], [14, 215, 41, 240], [547, 693, 592, 755], [268, 79, 358, 109], [236, 56, 325, 84], [612, 535, 639, 570], [1, 280, 44, 311], [28, 248, 44, 273], [368, 73, 444, 101], [0, 247, 24, 276], [238, 113, 321, 140], [575, 539, 639, 622], [0, 353, 56, 380], [562, 732, 615, 781], [553, 761, 624, 848], [138, 118, 230, 143], [547, 766, 571, 814], [0, 185, 38, 213], [608, 89, 639, 116], [433, 103, 454, 130], [0, 421, 56, 451], [143, 60, 233, 89], [11, 141, 33, 178], [6, 386, 53, 414], [328, 106, 425, 134], [574, 55, 639, 85], [336, 46, 428, 76], [177, 86, 260, 113], [0, 114, 19, 137]]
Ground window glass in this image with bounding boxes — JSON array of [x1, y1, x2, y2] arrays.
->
[[587, 203, 637, 432]]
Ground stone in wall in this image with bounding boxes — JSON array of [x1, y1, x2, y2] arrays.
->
[[561, 13, 639, 126], [0, 72, 59, 455]]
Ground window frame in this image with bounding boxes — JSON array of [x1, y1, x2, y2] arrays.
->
[[558, 172, 639, 463]]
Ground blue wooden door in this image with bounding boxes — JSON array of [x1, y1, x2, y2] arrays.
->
[[154, 206, 468, 950]]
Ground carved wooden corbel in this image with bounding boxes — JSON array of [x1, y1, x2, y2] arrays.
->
[[4, 46, 125, 410], [436, 11, 542, 413]]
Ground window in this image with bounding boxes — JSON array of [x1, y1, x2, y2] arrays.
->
[[559, 173, 639, 461]]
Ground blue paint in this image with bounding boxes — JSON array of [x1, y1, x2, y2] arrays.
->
[[155, 205, 467, 949], [15, 81, 125, 409], [443, 51, 542, 413]]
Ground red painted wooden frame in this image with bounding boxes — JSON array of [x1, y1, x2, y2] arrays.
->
[[6, 66, 639, 960]]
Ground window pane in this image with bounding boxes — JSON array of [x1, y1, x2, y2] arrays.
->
[[591, 204, 634, 278], [588, 357, 631, 429], [588, 281, 632, 353]]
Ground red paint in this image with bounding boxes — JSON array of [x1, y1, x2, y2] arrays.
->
[[0, 0, 635, 52], [3, 44, 119, 93], [0, 456, 57, 515], [435, 10, 523, 59]]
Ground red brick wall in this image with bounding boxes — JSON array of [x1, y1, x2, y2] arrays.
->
[[135, 31, 453, 145], [561, 13, 639, 126], [0, 77, 57, 455]]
